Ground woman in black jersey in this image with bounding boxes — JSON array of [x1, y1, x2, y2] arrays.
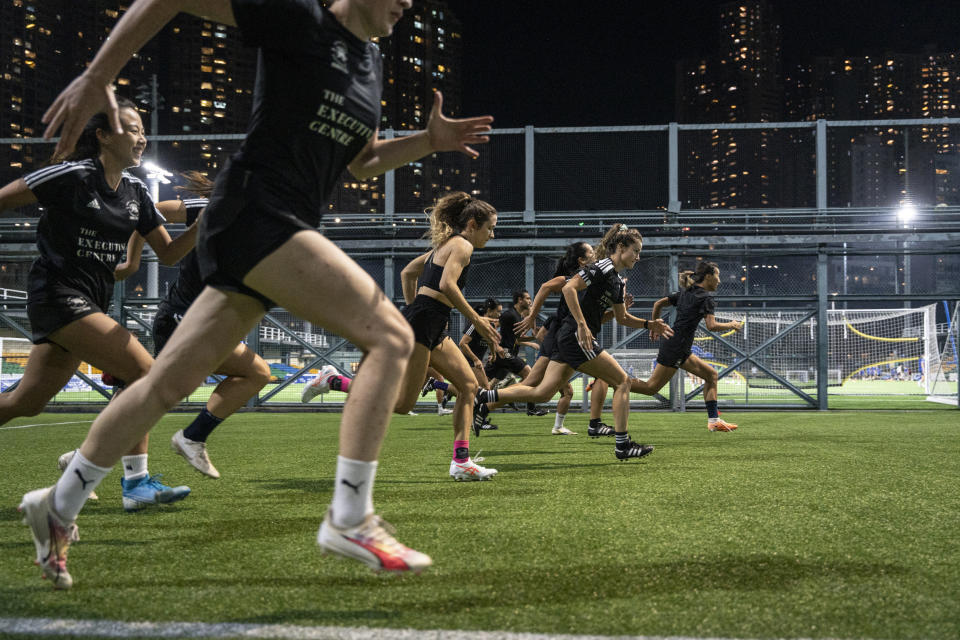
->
[[397, 192, 500, 481], [629, 261, 743, 432], [116, 172, 272, 478], [505, 241, 596, 436], [474, 225, 673, 461], [0, 99, 198, 520], [23, 0, 493, 585], [460, 298, 503, 392]]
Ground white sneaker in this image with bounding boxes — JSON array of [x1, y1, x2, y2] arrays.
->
[[18, 486, 79, 590], [301, 365, 338, 403], [407, 410, 419, 416], [551, 426, 578, 435], [437, 407, 453, 415], [317, 510, 432, 573], [449, 458, 498, 481], [57, 450, 98, 501], [495, 374, 518, 389], [170, 430, 220, 479]]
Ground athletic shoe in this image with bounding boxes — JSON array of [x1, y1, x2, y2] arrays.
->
[[587, 423, 615, 438], [449, 458, 498, 481], [708, 419, 738, 432], [121, 475, 191, 512], [615, 440, 655, 461], [495, 374, 518, 390], [437, 406, 454, 416], [317, 510, 432, 574], [472, 400, 489, 437], [56, 450, 98, 501], [170, 430, 220, 479], [585, 379, 596, 392], [301, 365, 338, 403], [551, 426, 577, 435], [526, 406, 548, 416], [407, 410, 419, 416], [18, 486, 78, 590], [479, 421, 498, 431], [420, 377, 437, 397]]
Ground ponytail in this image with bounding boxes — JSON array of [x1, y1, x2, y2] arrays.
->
[[595, 223, 643, 260], [690, 261, 719, 285], [426, 191, 496, 247], [175, 170, 215, 198], [678, 270, 694, 289], [553, 241, 593, 278]]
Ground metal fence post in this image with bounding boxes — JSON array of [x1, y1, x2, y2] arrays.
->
[[247, 320, 262, 408], [817, 250, 829, 410], [384, 257, 394, 300], [816, 119, 827, 211], [524, 125, 535, 224]]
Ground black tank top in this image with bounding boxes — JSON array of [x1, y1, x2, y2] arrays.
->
[[418, 250, 471, 293]]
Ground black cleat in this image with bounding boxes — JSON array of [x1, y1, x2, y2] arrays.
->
[[526, 407, 548, 416], [472, 400, 489, 437], [420, 377, 437, 397], [479, 421, 498, 431], [615, 440, 654, 461], [587, 423, 615, 438]]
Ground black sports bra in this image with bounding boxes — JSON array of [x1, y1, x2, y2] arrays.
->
[[419, 250, 471, 293]]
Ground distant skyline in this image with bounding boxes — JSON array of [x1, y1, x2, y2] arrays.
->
[[454, 1, 960, 127]]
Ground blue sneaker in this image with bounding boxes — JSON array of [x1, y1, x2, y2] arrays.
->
[[121, 474, 191, 512]]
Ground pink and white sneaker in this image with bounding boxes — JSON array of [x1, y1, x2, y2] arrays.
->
[[18, 486, 79, 590], [317, 510, 432, 573], [301, 365, 341, 403], [449, 458, 498, 481]]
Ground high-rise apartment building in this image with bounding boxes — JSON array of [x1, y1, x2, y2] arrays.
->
[[675, 1, 783, 209]]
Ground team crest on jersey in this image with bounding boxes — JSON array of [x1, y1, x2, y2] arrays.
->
[[125, 200, 140, 220], [66, 296, 91, 313], [331, 40, 349, 73]]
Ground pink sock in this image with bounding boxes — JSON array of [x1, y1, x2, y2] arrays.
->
[[327, 374, 351, 393], [453, 440, 469, 463]]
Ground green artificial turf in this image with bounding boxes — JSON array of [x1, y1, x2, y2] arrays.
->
[[1, 410, 958, 639]]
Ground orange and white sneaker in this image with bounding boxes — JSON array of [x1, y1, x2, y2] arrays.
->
[[18, 486, 79, 590], [708, 418, 738, 432], [449, 458, 498, 481], [317, 510, 432, 573]]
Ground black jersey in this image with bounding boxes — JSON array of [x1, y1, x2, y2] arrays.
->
[[462, 323, 491, 359], [23, 158, 164, 301], [223, 0, 382, 226], [560, 258, 625, 336], [662, 285, 717, 353], [498, 306, 523, 355], [161, 199, 207, 314]]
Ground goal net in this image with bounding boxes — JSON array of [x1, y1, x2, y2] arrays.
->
[[927, 302, 959, 406]]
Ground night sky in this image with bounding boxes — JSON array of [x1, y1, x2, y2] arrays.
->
[[453, 1, 959, 127]]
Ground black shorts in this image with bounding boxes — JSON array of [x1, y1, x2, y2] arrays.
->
[[538, 322, 558, 360], [551, 322, 603, 369], [656, 343, 691, 368], [151, 304, 184, 356], [401, 295, 451, 350], [27, 282, 109, 345], [197, 163, 316, 311], [484, 354, 527, 380]]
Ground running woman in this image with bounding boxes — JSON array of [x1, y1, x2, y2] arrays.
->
[[21, 0, 493, 587], [485, 291, 541, 414], [474, 225, 673, 460], [395, 192, 500, 480], [116, 171, 273, 477], [508, 241, 597, 435], [0, 98, 196, 519], [460, 298, 502, 392], [629, 261, 743, 431]]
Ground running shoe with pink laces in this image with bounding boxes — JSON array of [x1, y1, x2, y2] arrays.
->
[[301, 365, 339, 403], [18, 486, 79, 590], [317, 510, 432, 573]]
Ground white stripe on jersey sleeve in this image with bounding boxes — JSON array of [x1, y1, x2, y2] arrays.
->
[[181, 198, 209, 209], [464, 324, 475, 336], [598, 258, 615, 273], [22, 160, 94, 188]]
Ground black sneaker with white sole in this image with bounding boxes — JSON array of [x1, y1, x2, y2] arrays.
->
[[614, 440, 654, 461], [587, 423, 615, 437]]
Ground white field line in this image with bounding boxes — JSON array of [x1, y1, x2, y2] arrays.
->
[[0, 420, 94, 431], [0, 618, 863, 640]]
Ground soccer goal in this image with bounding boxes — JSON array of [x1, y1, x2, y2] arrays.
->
[[927, 301, 959, 406], [828, 304, 940, 397]]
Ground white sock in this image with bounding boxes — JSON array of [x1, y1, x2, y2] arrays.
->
[[54, 450, 112, 522], [121, 454, 148, 481], [554, 412, 566, 428], [708, 417, 718, 424], [331, 455, 377, 529]]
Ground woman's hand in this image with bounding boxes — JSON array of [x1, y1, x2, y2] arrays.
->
[[426, 91, 493, 159]]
